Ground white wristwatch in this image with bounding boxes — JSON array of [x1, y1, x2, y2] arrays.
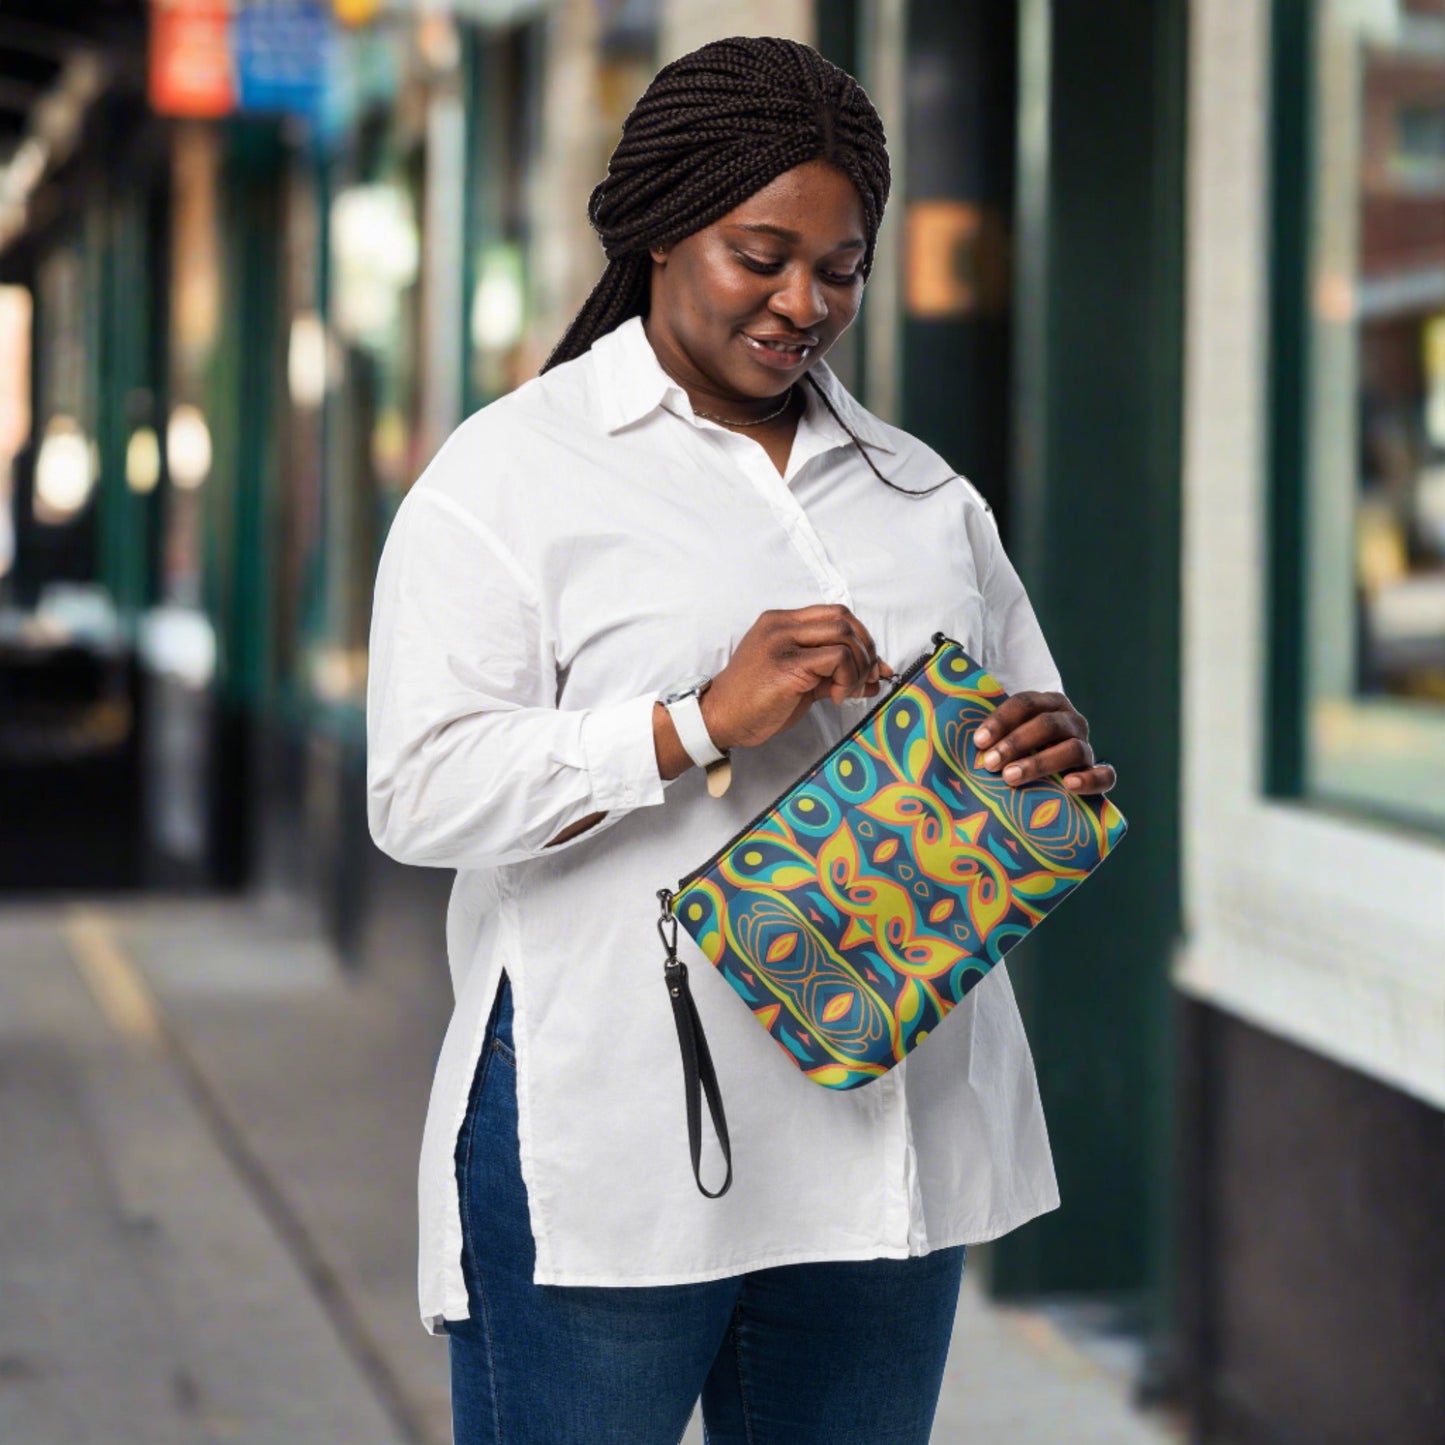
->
[[657, 674, 732, 797]]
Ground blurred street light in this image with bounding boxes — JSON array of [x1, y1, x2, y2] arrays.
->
[[167, 404, 213, 490], [330, 182, 419, 349], [126, 426, 163, 495], [471, 242, 526, 352], [33, 416, 95, 524], [287, 309, 332, 409]]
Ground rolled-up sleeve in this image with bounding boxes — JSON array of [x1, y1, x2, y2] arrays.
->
[[366, 485, 666, 870]]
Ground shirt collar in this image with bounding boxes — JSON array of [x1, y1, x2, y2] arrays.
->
[[590, 313, 898, 455]]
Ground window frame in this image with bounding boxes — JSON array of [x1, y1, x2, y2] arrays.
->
[[1266, 0, 1445, 839]]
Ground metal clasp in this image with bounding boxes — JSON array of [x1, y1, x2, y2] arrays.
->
[[656, 887, 678, 965]]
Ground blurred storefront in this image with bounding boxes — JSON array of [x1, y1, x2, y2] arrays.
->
[[0, 7, 154, 889], [1, 2, 1439, 1440], [1177, 1, 1444, 1441], [0, 3, 558, 912]]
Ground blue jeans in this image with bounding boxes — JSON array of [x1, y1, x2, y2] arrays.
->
[[447, 974, 967, 1444]]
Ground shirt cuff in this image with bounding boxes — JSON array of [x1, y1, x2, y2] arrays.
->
[[580, 692, 668, 812]]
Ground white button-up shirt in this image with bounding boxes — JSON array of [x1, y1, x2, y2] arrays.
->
[[366, 314, 1064, 1333]]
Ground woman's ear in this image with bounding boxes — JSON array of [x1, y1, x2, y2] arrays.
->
[[649, 242, 671, 265]]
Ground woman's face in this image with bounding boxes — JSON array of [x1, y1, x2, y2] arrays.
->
[[645, 159, 868, 406]]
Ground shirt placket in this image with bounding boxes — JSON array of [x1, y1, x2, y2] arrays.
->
[[689, 416, 928, 1255], [700, 426, 855, 609]]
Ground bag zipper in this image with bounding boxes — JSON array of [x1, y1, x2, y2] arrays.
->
[[675, 631, 954, 890]]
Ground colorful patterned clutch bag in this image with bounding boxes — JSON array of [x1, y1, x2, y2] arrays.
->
[[656, 631, 1128, 1197]]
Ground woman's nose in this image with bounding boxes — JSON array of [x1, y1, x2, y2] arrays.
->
[[771, 268, 827, 330]]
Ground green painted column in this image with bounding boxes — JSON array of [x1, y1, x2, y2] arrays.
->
[[209, 119, 285, 714], [897, 1, 1018, 515], [93, 190, 156, 630], [986, 0, 1186, 1315], [200, 118, 285, 886]]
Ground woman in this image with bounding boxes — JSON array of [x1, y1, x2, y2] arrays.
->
[[366, 34, 1117, 1445]]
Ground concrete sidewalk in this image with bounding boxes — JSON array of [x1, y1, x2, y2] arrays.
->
[[0, 897, 1185, 1444], [0, 900, 420, 1444]]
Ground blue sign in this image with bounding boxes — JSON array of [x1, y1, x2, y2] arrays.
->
[[232, 0, 332, 121]]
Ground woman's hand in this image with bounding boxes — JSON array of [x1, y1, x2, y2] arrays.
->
[[970, 691, 1117, 795], [701, 604, 895, 751]]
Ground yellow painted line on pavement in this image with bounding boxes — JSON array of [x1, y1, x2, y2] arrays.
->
[[62, 907, 164, 1051]]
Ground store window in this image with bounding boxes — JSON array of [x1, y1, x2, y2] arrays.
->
[[1276, 0, 1445, 831]]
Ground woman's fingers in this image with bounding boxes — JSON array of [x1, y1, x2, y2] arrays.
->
[[971, 691, 1074, 750], [833, 615, 879, 697], [782, 607, 882, 697], [969, 692, 1116, 791], [981, 736, 1092, 786], [971, 692, 1079, 766], [802, 643, 865, 700], [1061, 761, 1118, 794], [972, 696, 1025, 753]]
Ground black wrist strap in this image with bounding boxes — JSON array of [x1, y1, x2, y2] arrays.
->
[[658, 895, 732, 1198]]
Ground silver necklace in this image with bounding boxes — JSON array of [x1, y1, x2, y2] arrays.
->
[[693, 384, 795, 428]]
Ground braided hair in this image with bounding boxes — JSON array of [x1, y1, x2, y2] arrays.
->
[[540, 34, 955, 498]]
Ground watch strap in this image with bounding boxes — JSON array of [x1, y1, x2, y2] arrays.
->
[[704, 756, 732, 798], [663, 691, 727, 769]]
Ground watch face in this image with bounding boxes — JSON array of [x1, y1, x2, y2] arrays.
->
[[658, 673, 711, 706]]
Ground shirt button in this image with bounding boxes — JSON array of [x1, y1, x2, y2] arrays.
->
[[622, 787, 636, 804]]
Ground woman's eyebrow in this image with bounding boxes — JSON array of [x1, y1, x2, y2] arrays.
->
[[729, 222, 866, 251]]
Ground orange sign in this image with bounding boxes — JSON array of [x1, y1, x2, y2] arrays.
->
[[905, 200, 1011, 319], [149, 0, 235, 118]]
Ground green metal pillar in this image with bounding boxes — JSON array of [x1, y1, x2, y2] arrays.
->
[[202, 118, 286, 886], [897, 1, 1018, 514], [93, 189, 156, 630], [987, 0, 1186, 1313]]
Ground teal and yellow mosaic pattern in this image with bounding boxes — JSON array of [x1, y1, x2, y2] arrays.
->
[[673, 638, 1128, 1088]]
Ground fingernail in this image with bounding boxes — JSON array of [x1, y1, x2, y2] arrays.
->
[[1003, 765, 1022, 782], [1065, 776, 1083, 789], [974, 728, 991, 747], [982, 749, 1001, 769]]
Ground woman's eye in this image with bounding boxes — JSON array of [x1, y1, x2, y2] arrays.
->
[[737, 254, 859, 285]]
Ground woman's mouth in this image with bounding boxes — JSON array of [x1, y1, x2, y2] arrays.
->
[[741, 332, 815, 368]]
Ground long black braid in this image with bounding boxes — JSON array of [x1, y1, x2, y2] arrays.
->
[[539, 34, 955, 499]]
